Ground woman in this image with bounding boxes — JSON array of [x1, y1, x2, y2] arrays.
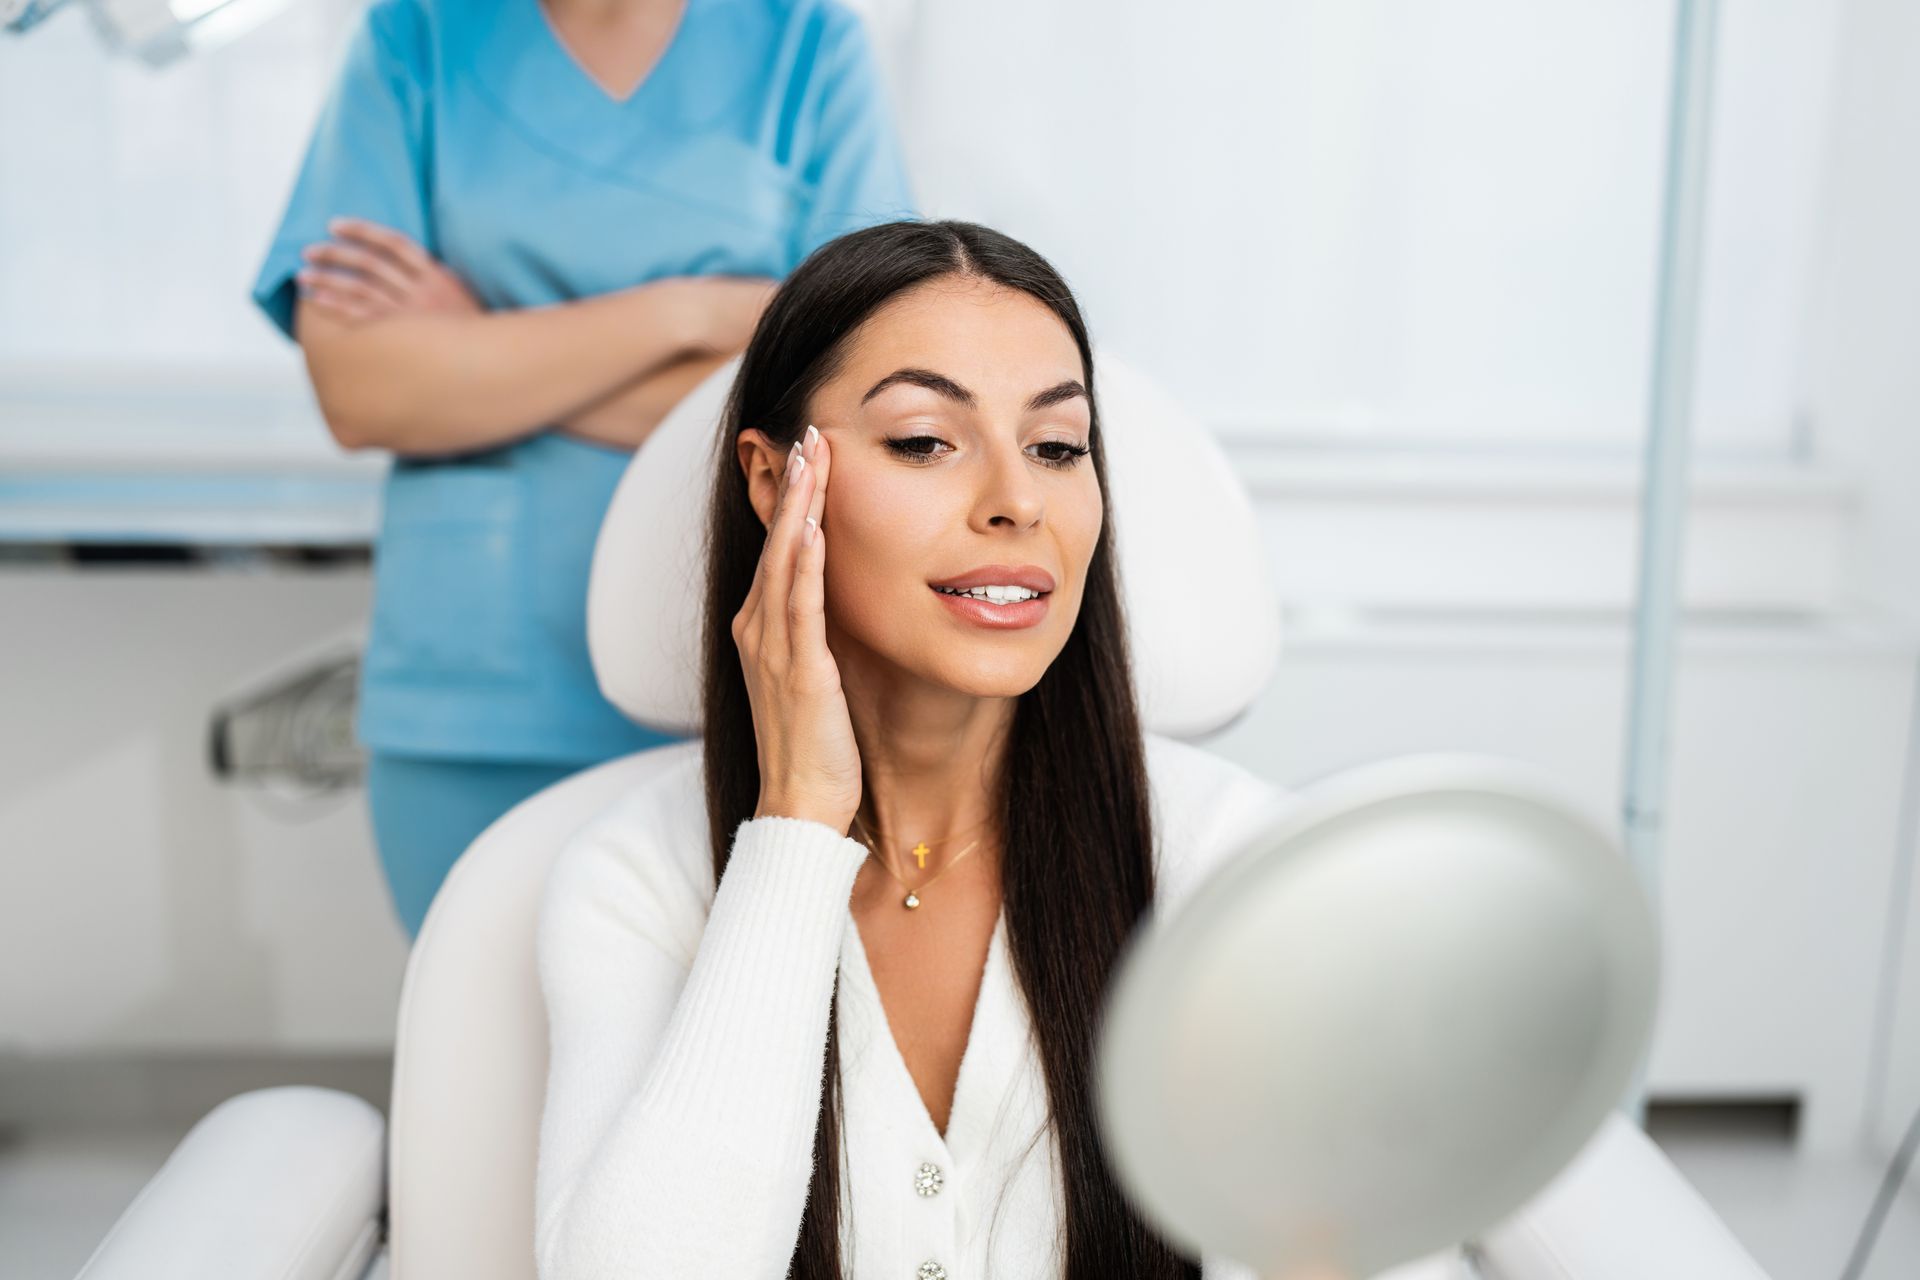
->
[[534, 220, 1287, 1279], [249, 0, 916, 937]]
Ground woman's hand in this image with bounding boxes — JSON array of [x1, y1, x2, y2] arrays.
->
[[733, 426, 863, 833], [551, 275, 775, 451], [681, 276, 779, 357], [552, 351, 734, 453], [296, 217, 481, 326]]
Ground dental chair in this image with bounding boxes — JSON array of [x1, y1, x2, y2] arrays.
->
[[76, 354, 1769, 1280]]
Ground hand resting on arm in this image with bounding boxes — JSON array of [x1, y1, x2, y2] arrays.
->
[[294, 217, 773, 457]]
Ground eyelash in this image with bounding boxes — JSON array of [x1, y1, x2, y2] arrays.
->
[[883, 435, 1092, 469]]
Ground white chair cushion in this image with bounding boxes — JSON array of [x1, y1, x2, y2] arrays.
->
[[76, 1086, 384, 1280]]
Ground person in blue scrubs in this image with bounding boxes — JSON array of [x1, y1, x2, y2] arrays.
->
[[250, 0, 916, 939]]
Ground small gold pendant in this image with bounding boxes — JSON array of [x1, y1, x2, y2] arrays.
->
[[903, 892, 921, 909], [912, 842, 930, 870]]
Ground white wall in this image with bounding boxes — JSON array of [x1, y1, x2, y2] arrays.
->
[[859, 0, 1839, 451], [0, 0, 358, 372], [1200, 610, 1915, 1153], [0, 0, 1849, 458], [1799, 0, 1920, 1157]]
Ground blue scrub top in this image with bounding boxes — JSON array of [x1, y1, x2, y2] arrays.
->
[[252, 0, 916, 764]]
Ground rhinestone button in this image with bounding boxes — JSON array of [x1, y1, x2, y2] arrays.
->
[[914, 1161, 944, 1197], [916, 1262, 948, 1280]]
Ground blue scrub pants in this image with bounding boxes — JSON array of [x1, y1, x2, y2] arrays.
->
[[365, 751, 584, 940]]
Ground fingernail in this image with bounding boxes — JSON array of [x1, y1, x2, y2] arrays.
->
[[803, 516, 817, 546], [786, 444, 800, 477], [804, 424, 818, 452]]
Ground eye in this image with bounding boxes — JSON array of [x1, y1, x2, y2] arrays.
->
[[883, 434, 950, 464], [1033, 440, 1091, 469], [882, 435, 1092, 470]]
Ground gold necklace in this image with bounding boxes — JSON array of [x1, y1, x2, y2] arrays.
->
[[850, 812, 992, 871], [850, 815, 992, 910]]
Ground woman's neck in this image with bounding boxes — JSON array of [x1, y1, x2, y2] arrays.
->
[[543, 0, 672, 21], [844, 678, 1014, 873]]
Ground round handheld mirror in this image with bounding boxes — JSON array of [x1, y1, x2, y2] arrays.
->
[[1095, 754, 1661, 1280]]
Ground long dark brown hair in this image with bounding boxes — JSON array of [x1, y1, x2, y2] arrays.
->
[[698, 219, 1195, 1279]]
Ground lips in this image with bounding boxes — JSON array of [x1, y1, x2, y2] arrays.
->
[[931, 586, 1051, 630], [927, 564, 1056, 593]]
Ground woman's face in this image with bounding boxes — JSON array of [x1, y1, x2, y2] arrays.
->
[[799, 273, 1103, 699]]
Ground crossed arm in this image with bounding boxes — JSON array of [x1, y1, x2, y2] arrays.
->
[[293, 217, 775, 459]]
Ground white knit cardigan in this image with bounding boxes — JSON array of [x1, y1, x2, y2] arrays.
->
[[532, 734, 1468, 1280]]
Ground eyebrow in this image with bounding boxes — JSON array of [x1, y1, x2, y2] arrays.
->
[[860, 367, 1088, 413]]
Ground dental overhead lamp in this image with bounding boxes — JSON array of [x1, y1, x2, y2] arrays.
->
[[1096, 754, 1661, 1280], [2, 0, 294, 65]]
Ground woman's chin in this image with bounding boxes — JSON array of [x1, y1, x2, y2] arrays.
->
[[929, 649, 1061, 700], [834, 601, 1072, 699]]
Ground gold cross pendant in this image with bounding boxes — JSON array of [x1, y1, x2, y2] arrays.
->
[[912, 841, 930, 870]]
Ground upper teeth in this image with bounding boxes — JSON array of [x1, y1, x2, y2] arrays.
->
[[937, 584, 1041, 603]]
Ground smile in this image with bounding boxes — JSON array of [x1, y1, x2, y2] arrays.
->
[[929, 584, 1051, 630]]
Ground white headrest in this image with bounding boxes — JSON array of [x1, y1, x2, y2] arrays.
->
[[586, 349, 1280, 739]]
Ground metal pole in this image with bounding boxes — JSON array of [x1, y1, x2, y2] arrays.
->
[[1621, 0, 1721, 1127]]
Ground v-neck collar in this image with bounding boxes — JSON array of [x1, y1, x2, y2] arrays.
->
[[841, 907, 1016, 1167], [467, 0, 700, 172], [531, 0, 690, 108]]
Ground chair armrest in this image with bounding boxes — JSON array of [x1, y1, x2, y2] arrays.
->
[[1470, 1111, 1771, 1279], [76, 1085, 386, 1280]]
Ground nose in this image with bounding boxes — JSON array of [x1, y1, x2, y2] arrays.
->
[[972, 437, 1046, 532]]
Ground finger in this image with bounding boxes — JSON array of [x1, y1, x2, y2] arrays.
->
[[789, 505, 826, 663], [298, 270, 393, 320], [802, 424, 829, 533], [300, 283, 377, 325], [309, 240, 414, 299], [327, 216, 432, 277], [757, 442, 814, 657], [302, 243, 411, 304], [333, 228, 426, 289], [752, 441, 814, 660], [297, 262, 400, 316]]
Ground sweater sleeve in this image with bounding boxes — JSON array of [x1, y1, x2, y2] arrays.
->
[[533, 811, 869, 1279]]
